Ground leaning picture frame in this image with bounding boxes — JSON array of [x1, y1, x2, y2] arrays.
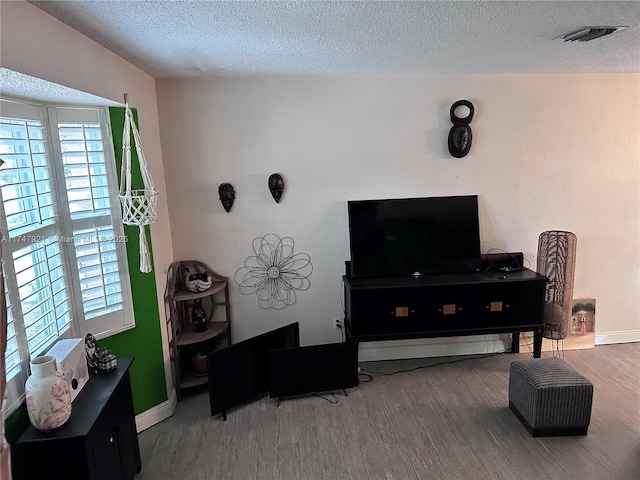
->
[[519, 298, 596, 353]]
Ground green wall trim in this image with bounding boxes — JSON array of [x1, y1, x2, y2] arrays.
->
[[104, 106, 167, 414]]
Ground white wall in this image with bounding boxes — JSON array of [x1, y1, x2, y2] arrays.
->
[[156, 75, 640, 350], [1, 1, 174, 398]]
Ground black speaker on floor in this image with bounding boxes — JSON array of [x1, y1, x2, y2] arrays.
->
[[208, 322, 300, 419], [268, 342, 358, 399]]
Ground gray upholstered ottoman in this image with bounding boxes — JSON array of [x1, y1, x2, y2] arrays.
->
[[509, 358, 593, 437]]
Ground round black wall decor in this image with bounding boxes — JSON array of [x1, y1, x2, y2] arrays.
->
[[448, 100, 474, 158]]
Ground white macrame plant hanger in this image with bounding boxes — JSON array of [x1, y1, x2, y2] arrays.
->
[[119, 94, 158, 273]]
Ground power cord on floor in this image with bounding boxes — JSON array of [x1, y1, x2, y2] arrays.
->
[[336, 319, 515, 381], [359, 351, 508, 377], [311, 391, 340, 404]]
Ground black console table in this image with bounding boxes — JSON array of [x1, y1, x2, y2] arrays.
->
[[344, 269, 548, 358], [12, 358, 141, 480]]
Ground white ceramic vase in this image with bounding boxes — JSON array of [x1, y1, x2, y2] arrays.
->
[[25, 355, 72, 431]]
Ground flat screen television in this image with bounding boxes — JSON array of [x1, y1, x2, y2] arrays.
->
[[207, 322, 300, 419], [348, 195, 482, 278], [268, 342, 358, 399]]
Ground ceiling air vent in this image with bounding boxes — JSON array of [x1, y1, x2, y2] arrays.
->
[[560, 26, 627, 42]]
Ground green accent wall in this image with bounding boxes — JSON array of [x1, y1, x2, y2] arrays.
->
[[5, 107, 168, 445], [103, 106, 167, 414], [3, 405, 28, 445]]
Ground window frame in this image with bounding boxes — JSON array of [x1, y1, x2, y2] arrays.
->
[[1, 98, 135, 417]]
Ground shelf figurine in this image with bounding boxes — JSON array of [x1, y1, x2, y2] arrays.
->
[[191, 298, 208, 332]]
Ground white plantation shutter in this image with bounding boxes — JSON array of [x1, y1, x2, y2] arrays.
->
[[0, 100, 71, 412], [0, 103, 48, 376], [74, 225, 124, 319], [1, 100, 135, 416], [48, 107, 133, 338], [0, 109, 55, 237], [13, 238, 72, 354]]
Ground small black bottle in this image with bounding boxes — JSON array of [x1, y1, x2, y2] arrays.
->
[[191, 298, 208, 332]]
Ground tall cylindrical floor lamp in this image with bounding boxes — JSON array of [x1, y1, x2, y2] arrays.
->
[[537, 230, 577, 356]]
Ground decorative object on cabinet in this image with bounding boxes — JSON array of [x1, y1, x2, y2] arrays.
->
[[118, 93, 158, 273], [234, 233, 313, 309], [268, 173, 285, 203], [165, 261, 232, 400], [47, 338, 89, 401], [218, 183, 235, 212], [85, 333, 99, 370], [84, 332, 117, 372], [13, 359, 141, 480], [448, 99, 474, 158], [25, 355, 72, 431], [537, 230, 577, 357], [96, 349, 118, 372]]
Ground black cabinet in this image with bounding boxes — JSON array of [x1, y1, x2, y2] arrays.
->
[[344, 269, 548, 357], [12, 358, 141, 480]]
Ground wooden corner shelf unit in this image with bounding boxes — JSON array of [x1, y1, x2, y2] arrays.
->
[[165, 260, 232, 400]]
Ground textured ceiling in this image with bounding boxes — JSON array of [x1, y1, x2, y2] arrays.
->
[[0, 68, 123, 106], [28, 1, 640, 78]]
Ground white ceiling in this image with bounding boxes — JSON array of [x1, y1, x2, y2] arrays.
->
[[0, 68, 123, 106], [27, 1, 640, 78]]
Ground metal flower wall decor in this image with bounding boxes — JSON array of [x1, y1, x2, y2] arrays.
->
[[234, 234, 313, 309]]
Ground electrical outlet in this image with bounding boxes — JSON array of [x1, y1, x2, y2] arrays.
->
[[333, 317, 342, 329]]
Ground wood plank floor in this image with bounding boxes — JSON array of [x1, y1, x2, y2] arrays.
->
[[137, 343, 640, 480]]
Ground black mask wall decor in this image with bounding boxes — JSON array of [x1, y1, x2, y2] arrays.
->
[[218, 183, 235, 212], [268, 173, 285, 203], [448, 100, 475, 158]]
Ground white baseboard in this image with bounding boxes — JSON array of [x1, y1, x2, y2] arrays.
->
[[358, 334, 513, 362], [135, 388, 177, 433], [595, 330, 640, 345], [356, 330, 640, 362]]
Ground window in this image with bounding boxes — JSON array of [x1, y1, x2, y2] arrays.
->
[[1, 99, 134, 416]]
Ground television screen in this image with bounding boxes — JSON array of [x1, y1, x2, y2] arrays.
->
[[208, 322, 300, 418], [268, 342, 358, 399], [348, 195, 481, 277]]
